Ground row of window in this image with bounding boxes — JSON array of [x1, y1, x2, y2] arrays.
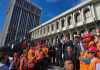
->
[[16, 0, 41, 16], [6, 6, 21, 42], [32, 7, 92, 39]]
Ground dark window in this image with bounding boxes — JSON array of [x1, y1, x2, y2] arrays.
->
[[84, 8, 90, 20], [44, 27, 45, 34], [61, 19, 65, 27], [56, 22, 59, 29], [42, 28, 44, 34], [47, 26, 49, 32], [51, 24, 54, 31], [67, 16, 71, 26], [75, 13, 81, 23]]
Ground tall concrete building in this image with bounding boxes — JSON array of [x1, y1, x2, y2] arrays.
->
[[1, 0, 41, 47]]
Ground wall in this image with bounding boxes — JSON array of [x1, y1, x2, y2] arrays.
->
[[94, 2, 100, 20]]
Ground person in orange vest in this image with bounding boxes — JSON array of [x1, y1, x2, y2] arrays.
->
[[82, 32, 97, 51], [80, 32, 96, 70], [27, 47, 36, 70], [41, 43, 49, 70], [35, 44, 46, 70], [35, 47, 44, 61], [88, 48, 100, 70]]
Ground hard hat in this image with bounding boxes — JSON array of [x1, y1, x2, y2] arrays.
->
[[88, 47, 97, 52]]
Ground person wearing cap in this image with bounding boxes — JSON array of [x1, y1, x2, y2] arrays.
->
[[62, 34, 74, 55], [82, 32, 96, 51], [62, 33, 74, 49], [54, 37, 63, 66], [62, 34, 74, 66], [74, 34, 85, 52], [73, 34, 83, 70]]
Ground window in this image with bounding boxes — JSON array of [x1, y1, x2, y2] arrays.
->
[[44, 27, 45, 34], [33, 32, 35, 38], [61, 19, 65, 27], [75, 13, 81, 23], [67, 16, 71, 26], [37, 30, 39, 36], [47, 26, 49, 32], [56, 21, 59, 29], [38, 29, 40, 35], [51, 24, 54, 31], [41, 27, 44, 35], [40, 29, 42, 35], [84, 8, 91, 20]]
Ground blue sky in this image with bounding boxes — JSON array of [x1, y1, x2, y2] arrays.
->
[[0, 0, 80, 32]]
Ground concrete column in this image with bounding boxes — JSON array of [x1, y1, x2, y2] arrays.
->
[[49, 37, 51, 46], [80, 9, 84, 23], [90, 4, 96, 20], [59, 19, 62, 30], [52, 37, 55, 45], [71, 14, 74, 26], [65, 15, 68, 28], [72, 13, 76, 26], [91, 4, 98, 29], [63, 17, 66, 27], [50, 24, 52, 34], [53, 22, 56, 32], [31, 32, 33, 40], [69, 30, 73, 40]]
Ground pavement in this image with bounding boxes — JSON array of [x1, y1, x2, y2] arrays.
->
[[48, 66, 64, 70]]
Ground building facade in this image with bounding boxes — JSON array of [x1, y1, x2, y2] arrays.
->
[[0, 33, 2, 47], [1, 0, 41, 47], [30, 0, 100, 45]]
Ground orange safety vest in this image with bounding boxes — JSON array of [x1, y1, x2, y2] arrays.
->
[[80, 63, 90, 70], [28, 49, 36, 60], [27, 49, 36, 69], [90, 58, 100, 70], [80, 52, 91, 70], [35, 48, 44, 61], [42, 47, 48, 56]]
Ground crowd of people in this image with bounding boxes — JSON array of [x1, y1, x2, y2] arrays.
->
[[0, 40, 49, 70], [62, 30, 100, 70], [47, 29, 100, 70], [1, 29, 100, 70]]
